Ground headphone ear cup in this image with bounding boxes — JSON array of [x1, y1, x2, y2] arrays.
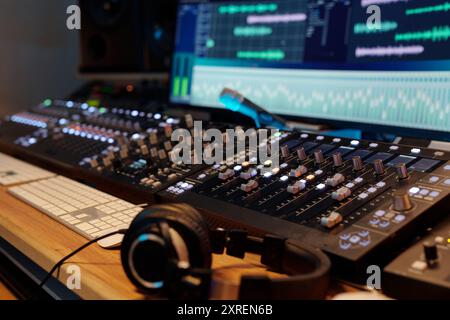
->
[[148, 203, 212, 269]]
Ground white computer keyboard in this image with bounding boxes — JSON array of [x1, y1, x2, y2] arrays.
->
[[0, 152, 55, 186], [8, 176, 143, 244]]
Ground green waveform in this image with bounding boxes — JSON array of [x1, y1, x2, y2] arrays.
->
[[234, 26, 273, 37], [354, 21, 398, 34], [406, 2, 450, 15], [395, 26, 450, 42], [218, 3, 277, 14], [237, 50, 285, 61]]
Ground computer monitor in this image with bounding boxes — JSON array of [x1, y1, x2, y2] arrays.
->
[[170, 0, 450, 141]]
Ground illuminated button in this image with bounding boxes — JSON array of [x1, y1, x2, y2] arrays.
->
[[369, 143, 379, 148], [240, 169, 257, 180], [444, 165, 450, 171], [350, 140, 360, 146], [263, 171, 272, 178], [409, 187, 420, 195], [359, 239, 371, 247], [333, 138, 341, 143], [379, 220, 390, 229], [374, 210, 386, 217], [316, 183, 326, 190], [306, 174, 315, 181], [376, 181, 386, 188], [428, 176, 440, 184], [349, 235, 361, 244], [358, 192, 369, 199], [340, 242, 352, 250], [345, 182, 355, 189], [411, 148, 421, 154], [443, 179, 450, 186], [389, 145, 399, 151], [367, 187, 377, 194], [394, 215, 406, 223], [280, 175, 289, 182], [354, 177, 364, 184], [264, 160, 272, 167], [314, 170, 324, 176], [369, 218, 379, 226], [434, 236, 445, 245], [316, 135, 325, 141], [434, 151, 445, 157], [233, 165, 242, 171], [300, 133, 309, 139], [429, 191, 440, 198], [358, 231, 369, 238], [340, 233, 351, 241], [411, 260, 427, 272]]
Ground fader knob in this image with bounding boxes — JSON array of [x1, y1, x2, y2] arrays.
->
[[352, 156, 363, 171], [396, 163, 409, 180], [297, 147, 307, 161], [314, 150, 324, 164], [332, 152, 343, 167], [392, 191, 413, 211], [373, 159, 385, 175]]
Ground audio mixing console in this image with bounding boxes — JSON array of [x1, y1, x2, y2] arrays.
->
[[159, 132, 450, 282], [0, 97, 449, 285]]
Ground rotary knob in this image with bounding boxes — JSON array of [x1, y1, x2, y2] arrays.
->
[[332, 152, 343, 167], [396, 163, 409, 180], [297, 147, 307, 161], [352, 156, 363, 171], [373, 159, 385, 175], [392, 191, 413, 211], [314, 150, 324, 164]]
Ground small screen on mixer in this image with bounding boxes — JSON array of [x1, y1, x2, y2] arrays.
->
[[170, 0, 450, 138]]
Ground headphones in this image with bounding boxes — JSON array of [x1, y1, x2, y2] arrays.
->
[[121, 203, 331, 300]]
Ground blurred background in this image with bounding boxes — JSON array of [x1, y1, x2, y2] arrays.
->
[[0, 0, 83, 116]]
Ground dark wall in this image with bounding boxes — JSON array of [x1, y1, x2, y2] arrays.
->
[[0, 0, 83, 116]]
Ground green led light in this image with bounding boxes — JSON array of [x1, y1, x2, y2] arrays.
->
[[234, 26, 273, 37], [219, 3, 277, 15], [43, 99, 52, 107], [395, 26, 450, 42], [237, 50, 285, 61], [99, 107, 107, 114], [87, 99, 100, 107], [181, 78, 189, 97], [173, 77, 181, 97], [406, 2, 450, 15]]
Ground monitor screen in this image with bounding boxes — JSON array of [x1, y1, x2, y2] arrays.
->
[[170, 0, 450, 136]]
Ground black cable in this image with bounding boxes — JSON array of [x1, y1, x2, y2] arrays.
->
[[38, 229, 128, 289]]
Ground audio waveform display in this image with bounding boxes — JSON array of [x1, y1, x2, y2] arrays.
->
[[236, 50, 285, 60], [190, 66, 450, 133], [218, 3, 277, 15], [201, 0, 308, 62], [406, 2, 450, 15], [395, 26, 450, 42], [355, 45, 425, 58], [361, 0, 410, 7], [353, 21, 398, 34], [233, 26, 273, 37], [247, 13, 307, 24]]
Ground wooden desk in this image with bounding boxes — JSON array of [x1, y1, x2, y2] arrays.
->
[[0, 184, 355, 300]]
